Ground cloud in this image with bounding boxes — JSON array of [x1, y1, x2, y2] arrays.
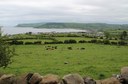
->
[[0, 0, 128, 26]]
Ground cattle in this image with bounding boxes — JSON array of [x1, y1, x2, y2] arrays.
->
[[83, 76, 96, 84], [61, 74, 84, 84], [67, 47, 72, 50], [39, 74, 60, 84], [80, 48, 85, 50], [45, 46, 58, 50]]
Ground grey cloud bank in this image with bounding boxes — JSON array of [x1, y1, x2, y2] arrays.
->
[[0, 0, 128, 26]]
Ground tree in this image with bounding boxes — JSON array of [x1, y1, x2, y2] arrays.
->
[[120, 31, 127, 40], [104, 31, 110, 39], [0, 28, 15, 68]]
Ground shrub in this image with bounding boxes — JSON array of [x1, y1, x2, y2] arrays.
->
[[8, 40, 24, 45], [78, 40, 87, 43], [90, 39, 97, 43], [25, 42, 34, 45], [111, 42, 118, 45], [0, 35, 15, 68], [64, 39, 77, 44], [34, 41, 42, 45], [87, 41, 92, 43], [118, 41, 127, 45], [98, 73, 106, 79], [103, 39, 110, 44], [100, 37, 103, 39], [115, 38, 118, 40], [97, 40, 103, 44], [44, 41, 63, 44]]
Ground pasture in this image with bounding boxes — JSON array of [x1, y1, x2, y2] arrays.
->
[[0, 43, 128, 79]]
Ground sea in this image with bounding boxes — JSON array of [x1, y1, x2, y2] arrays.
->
[[1, 26, 86, 35]]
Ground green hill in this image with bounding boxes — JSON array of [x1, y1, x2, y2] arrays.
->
[[16, 22, 128, 30]]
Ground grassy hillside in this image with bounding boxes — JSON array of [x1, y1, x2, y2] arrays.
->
[[16, 22, 128, 30], [0, 43, 128, 79]]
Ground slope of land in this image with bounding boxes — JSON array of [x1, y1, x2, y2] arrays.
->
[[16, 22, 128, 30]]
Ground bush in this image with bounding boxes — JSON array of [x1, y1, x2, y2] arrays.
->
[[100, 37, 103, 39], [34, 41, 42, 45], [115, 38, 118, 40], [97, 40, 103, 44], [44, 41, 63, 44], [98, 73, 105, 79], [118, 41, 127, 45], [111, 42, 118, 45], [103, 39, 110, 44], [0, 35, 15, 68], [25, 42, 34, 45], [64, 39, 77, 44], [87, 41, 92, 43], [90, 39, 97, 43], [9, 40, 24, 45], [78, 40, 87, 43]]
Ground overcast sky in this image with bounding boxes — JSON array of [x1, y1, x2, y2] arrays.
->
[[0, 0, 128, 26]]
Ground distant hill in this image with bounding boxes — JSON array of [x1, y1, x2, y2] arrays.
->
[[16, 23, 45, 27], [16, 22, 128, 30]]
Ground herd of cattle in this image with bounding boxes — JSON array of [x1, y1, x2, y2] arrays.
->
[[0, 67, 128, 84], [45, 46, 85, 50]]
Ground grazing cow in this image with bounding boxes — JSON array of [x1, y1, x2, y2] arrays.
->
[[54, 46, 57, 49], [83, 76, 96, 84], [39, 74, 60, 84], [67, 47, 72, 50], [61, 74, 84, 84], [45, 46, 57, 50], [80, 48, 85, 50]]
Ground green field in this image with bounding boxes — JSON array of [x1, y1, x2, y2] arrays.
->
[[0, 43, 128, 79]]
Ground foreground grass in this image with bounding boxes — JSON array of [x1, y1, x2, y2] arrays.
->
[[0, 43, 128, 79]]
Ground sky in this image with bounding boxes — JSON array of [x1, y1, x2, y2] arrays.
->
[[0, 0, 128, 26]]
